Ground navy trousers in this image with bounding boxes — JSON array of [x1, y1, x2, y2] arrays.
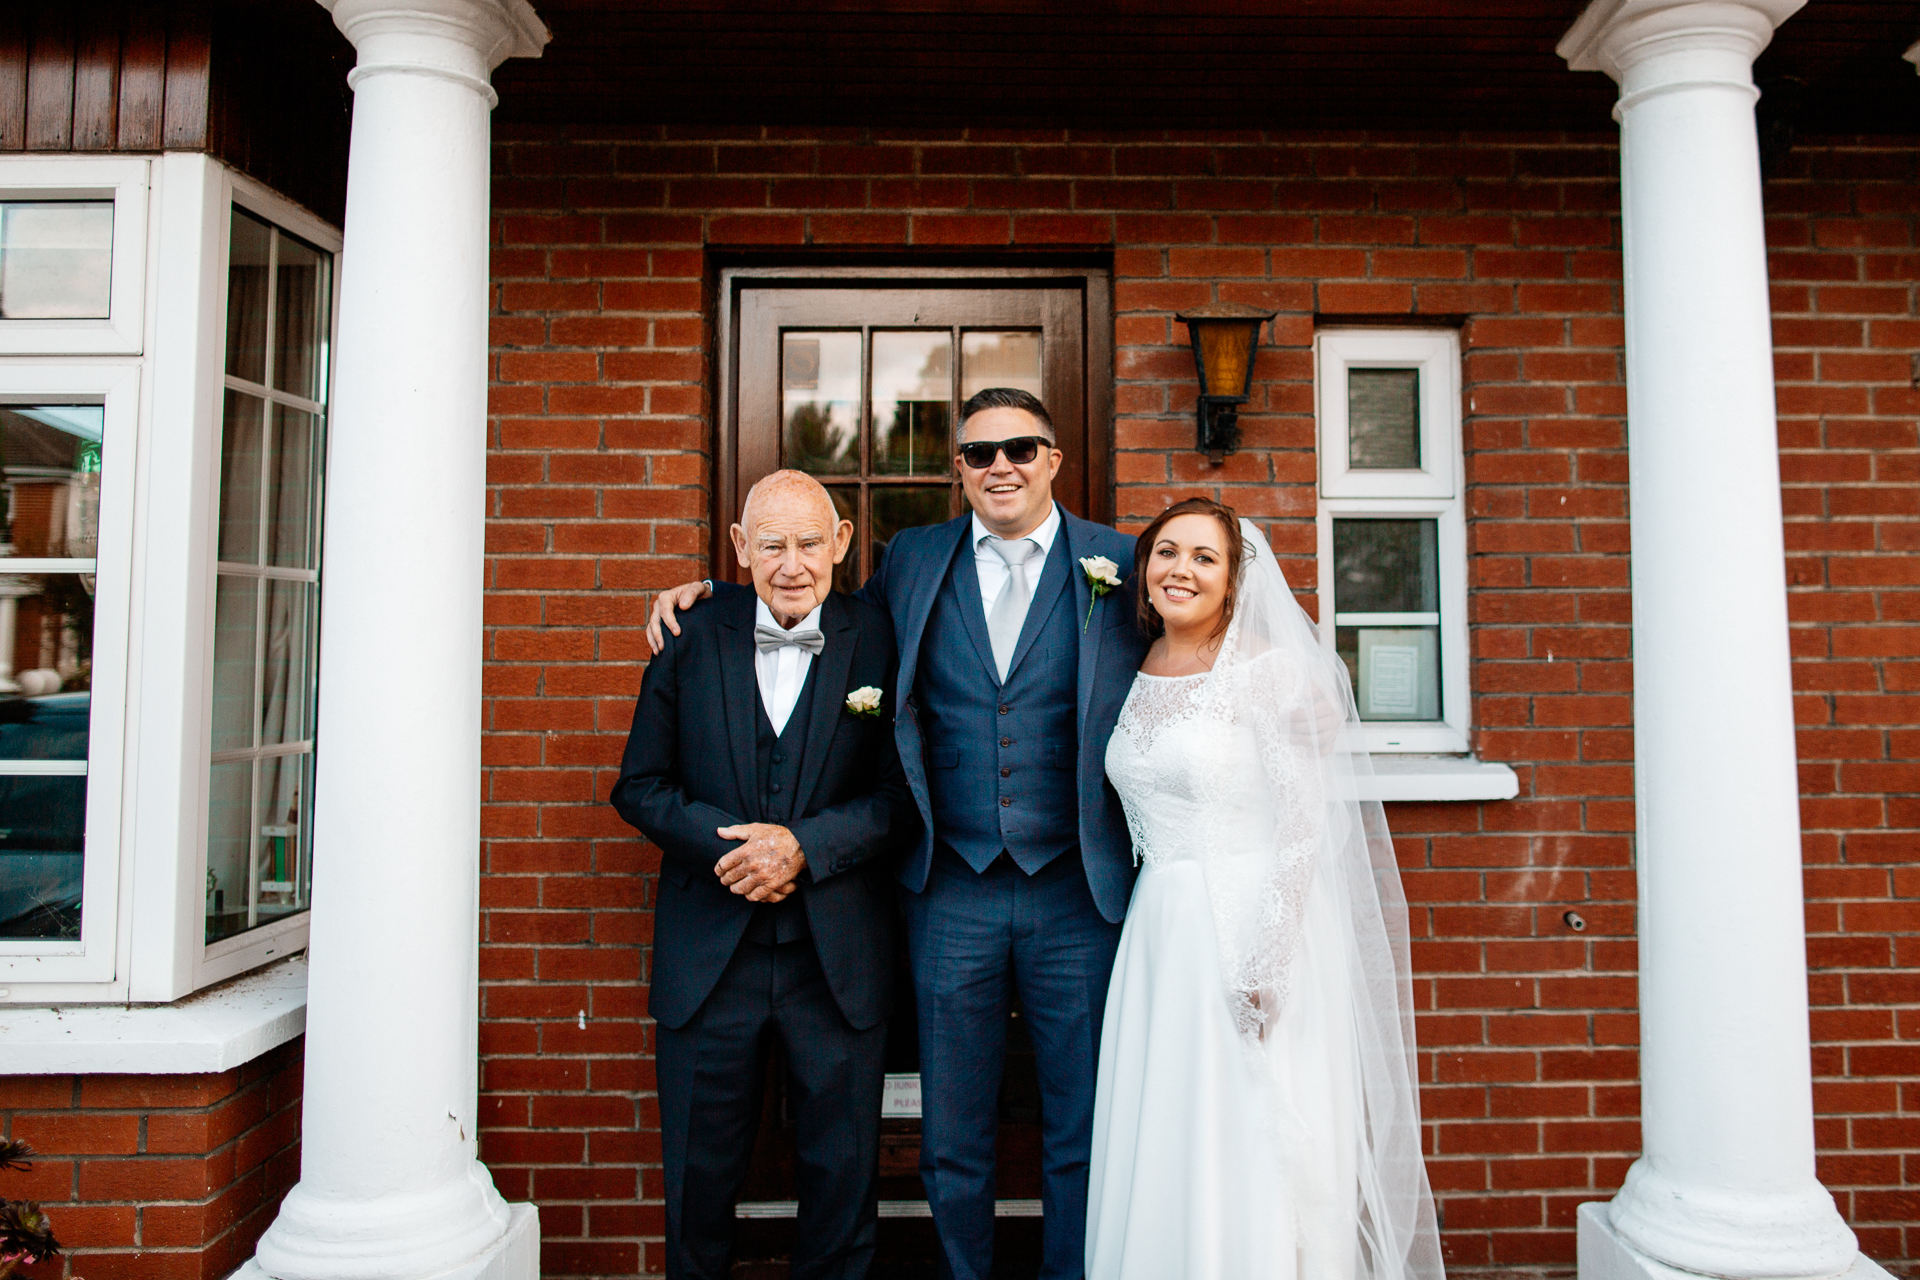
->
[[904, 847, 1124, 1280], [655, 937, 887, 1280]]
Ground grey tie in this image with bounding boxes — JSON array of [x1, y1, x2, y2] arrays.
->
[[985, 537, 1039, 682]]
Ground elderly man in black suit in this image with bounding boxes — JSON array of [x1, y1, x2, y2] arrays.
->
[[611, 469, 916, 1280]]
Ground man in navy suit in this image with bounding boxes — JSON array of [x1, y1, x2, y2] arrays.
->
[[650, 390, 1149, 1280], [614, 470, 917, 1280]]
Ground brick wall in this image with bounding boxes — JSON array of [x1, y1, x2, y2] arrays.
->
[[1768, 142, 1920, 1265], [0, 1040, 303, 1280], [479, 126, 1920, 1278]]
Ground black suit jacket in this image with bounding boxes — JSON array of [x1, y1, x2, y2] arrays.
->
[[611, 589, 917, 1031]]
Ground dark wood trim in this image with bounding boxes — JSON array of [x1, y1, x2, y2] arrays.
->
[[716, 263, 1115, 581], [0, 0, 350, 227]]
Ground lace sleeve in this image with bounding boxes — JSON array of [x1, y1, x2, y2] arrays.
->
[[1202, 645, 1327, 1040]]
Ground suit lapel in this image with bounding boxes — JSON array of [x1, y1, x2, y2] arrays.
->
[[1066, 513, 1109, 740], [895, 516, 970, 698], [948, 540, 1004, 685], [716, 591, 765, 813], [796, 593, 857, 812]]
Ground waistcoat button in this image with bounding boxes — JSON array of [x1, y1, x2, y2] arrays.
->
[[998, 704, 1010, 715], [1000, 797, 1012, 807], [1000, 767, 1011, 777], [770, 782, 782, 792], [1000, 737, 1011, 747]]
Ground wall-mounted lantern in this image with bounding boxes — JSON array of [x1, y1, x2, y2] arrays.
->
[[1175, 302, 1277, 462]]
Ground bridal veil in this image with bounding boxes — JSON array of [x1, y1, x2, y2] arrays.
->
[[1190, 517, 1444, 1280]]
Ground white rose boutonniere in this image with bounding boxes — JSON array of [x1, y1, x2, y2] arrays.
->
[[845, 686, 883, 718], [1080, 555, 1123, 632]]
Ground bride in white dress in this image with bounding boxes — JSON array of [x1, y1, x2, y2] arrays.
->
[[1087, 498, 1442, 1280]]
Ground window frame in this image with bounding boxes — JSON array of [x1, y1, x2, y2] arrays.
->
[[0, 153, 340, 1005], [190, 176, 338, 991], [0, 158, 150, 357], [1315, 328, 1472, 755], [0, 361, 141, 983]]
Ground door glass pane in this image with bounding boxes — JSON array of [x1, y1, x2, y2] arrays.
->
[[226, 209, 272, 384], [219, 392, 265, 565], [0, 405, 105, 559], [268, 406, 317, 569], [1333, 518, 1438, 614], [255, 751, 310, 921], [0, 202, 113, 320], [1348, 368, 1420, 470], [210, 576, 259, 753], [872, 332, 952, 477], [826, 486, 857, 596], [274, 234, 330, 403], [961, 331, 1042, 400], [782, 331, 860, 475], [258, 579, 314, 746], [0, 574, 95, 941], [206, 759, 252, 943], [1337, 625, 1442, 721], [871, 488, 950, 577]]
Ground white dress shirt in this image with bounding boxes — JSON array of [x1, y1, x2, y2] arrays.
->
[[754, 598, 823, 736], [971, 502, 1062, 626]]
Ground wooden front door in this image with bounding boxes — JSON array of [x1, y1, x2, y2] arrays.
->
[[717, 267, 1111, 1277]]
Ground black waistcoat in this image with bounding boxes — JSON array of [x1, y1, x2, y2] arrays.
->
[[742, 660, 818, 943]]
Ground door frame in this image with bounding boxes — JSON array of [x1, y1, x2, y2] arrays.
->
[[713, 264, 1114, 579]]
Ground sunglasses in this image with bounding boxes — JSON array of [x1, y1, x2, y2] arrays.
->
[[957, 436, 1050, 470]]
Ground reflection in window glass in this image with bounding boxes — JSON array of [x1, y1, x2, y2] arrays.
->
[[1333, 519, 1437, 614], [226, 210, 271, 384], [1333, 517, 1441, 722], [209, 209, 329, 946], [0, 202, 113, 320], [872, 332, 951, 476], [0, 404, 104, 940], [961, 331, 1042, 400], [782, 331, 860, 475], [872, 487, 950, 573], [1347, 368, 1420, 470]]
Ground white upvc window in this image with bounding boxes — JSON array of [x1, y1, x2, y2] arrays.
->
[[0, 158, 149, 356], [0, 152, 337, 1005], [0, 363, 139, 985], [1315, 328, 1474, 758]]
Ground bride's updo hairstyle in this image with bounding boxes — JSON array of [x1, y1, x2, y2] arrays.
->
[[1132, 496, 1246, 641]]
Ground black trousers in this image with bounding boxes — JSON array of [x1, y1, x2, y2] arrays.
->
[[655, 936, 887, 1280]]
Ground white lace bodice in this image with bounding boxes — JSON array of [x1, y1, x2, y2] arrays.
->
[[1104, 652, 1325, 1039], [1105, 670, 1278, 869]]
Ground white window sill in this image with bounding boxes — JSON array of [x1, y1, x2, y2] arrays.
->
[[1361, 756, 1520, 802], [0, 955, 306, 1074]]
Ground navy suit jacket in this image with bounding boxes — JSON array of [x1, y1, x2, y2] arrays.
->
[[611, 589, 918, 1030], [871, 506, 1148, 923]]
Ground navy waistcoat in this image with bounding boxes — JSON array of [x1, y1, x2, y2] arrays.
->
[[915, 532, 1081, 874], [744, 665, 815, 943]]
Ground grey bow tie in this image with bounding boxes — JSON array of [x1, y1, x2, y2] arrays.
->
[[755, 623, 825, 656]]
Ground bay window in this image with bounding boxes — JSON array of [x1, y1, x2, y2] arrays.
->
[[0, 152, 337, 1004]]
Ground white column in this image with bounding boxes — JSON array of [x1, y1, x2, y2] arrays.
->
[[249, 4, 546, 1280], [1558, 4, 1868, 1280]]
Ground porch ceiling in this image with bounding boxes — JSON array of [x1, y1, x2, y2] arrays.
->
[[491, 1, 1920, 135]]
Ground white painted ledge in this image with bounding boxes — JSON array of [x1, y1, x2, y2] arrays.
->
[[0, 955, 307, 1075], [1579, 1201, 1892, 1280], [1363, 756, 1520, 802]]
